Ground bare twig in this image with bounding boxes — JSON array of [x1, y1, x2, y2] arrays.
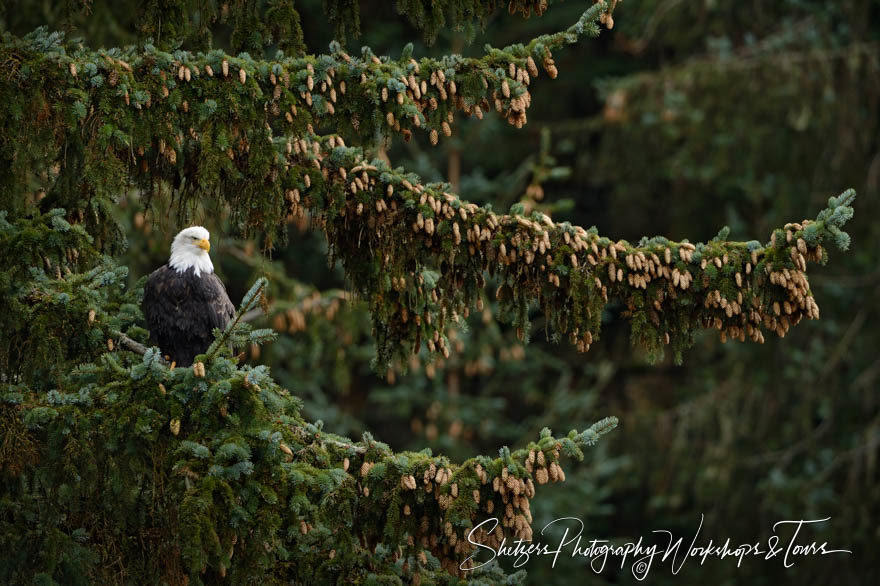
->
[[112, 330, 151, 356]]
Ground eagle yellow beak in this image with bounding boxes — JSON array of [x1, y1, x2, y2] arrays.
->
[[197, 238, 211, 252]]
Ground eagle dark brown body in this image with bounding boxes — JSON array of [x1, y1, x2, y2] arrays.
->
[[143, 264, 234, 366]]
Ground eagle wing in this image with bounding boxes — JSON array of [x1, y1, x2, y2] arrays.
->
[[202, 271, 236, 331]]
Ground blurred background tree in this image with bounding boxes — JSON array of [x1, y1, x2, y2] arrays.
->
[[2, 0, 876, 584]]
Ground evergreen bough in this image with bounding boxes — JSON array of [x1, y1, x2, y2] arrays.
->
[[0, 1, 856, 583]]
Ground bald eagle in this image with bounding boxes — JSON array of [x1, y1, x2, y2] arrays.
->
[[143, 226, 235, 366]]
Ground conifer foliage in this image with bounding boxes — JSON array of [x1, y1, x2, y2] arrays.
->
[[0, 0, 855, 583]]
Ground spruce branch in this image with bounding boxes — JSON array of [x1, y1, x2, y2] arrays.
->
[[2, 2, 606, 158], [331, 0, 616, 45], [288, 414, 618, 577], [100, 319, 617, 580], [1, 7, 857, 368], [54, 0, 616, 52], [204, 277, 269, 361], [287, 134, 857, 367]]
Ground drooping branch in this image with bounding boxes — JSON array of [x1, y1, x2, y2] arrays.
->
[[31, 0, 616, 53], [1, 2, 605, 151], [288, 138, 856, 367], [329, 0, 618, 46], [0, 5, 856, 368], [108, 309, 618, 579], [0, 4, 613, 241]]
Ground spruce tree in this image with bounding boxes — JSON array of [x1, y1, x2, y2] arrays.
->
[[0, 1, 858, 583]]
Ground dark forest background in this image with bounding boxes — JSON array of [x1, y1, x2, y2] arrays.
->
[[3, 1, 878, 583]]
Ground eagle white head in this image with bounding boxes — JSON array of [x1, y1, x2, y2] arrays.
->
[[168, 226, 214, 277]]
